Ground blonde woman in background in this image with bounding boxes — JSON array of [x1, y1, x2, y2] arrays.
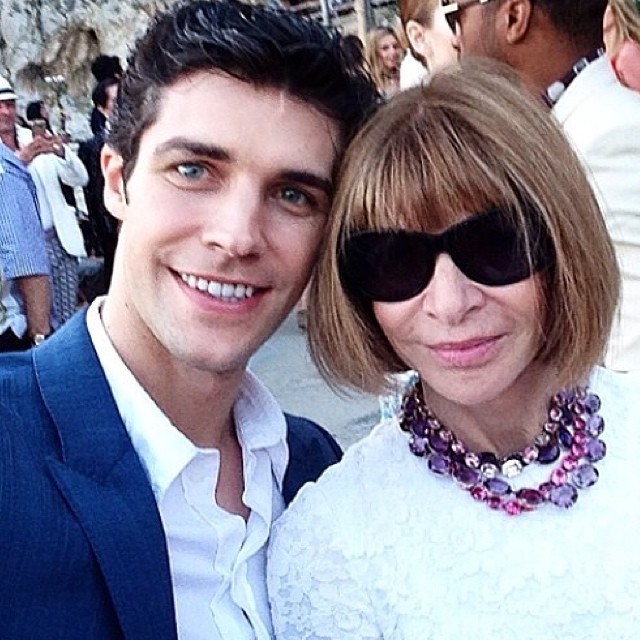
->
[[604, 0, 640, 91], [366, 26, 404, 98]]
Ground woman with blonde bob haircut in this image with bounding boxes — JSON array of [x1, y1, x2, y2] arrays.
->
[[268, 63, 640, 638]]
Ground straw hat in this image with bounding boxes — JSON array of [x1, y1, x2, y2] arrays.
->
[[0, 76, 18, 101]]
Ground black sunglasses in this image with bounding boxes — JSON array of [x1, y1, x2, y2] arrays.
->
[[339, 207, 554, 303], [442, 0, 495, 33]]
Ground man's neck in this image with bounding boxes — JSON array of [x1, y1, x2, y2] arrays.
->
[[0, 128, 17, 151], [100, 298, 246, 450], [510, 35, 601, 99]]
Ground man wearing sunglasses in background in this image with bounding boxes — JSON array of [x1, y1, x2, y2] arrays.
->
[[444, 0, 640, 372]]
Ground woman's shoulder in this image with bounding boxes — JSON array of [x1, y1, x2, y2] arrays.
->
[[272, 419, 408, 539]]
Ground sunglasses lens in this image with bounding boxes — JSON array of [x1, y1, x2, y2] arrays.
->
[[341, 209, 554, 303], [341, 232, 434, 303], [445, 11, 457, 32], [451, 211, 552, 286]]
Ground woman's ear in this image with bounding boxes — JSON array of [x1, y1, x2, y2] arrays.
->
[[406, 20, 432, 62], [101, 144, 127, 222]]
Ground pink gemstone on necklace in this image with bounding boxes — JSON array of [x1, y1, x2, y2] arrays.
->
[[522, 445, 538, 464], [551, 468, 567, 485], [503, 500, 522, 516], [487, 496, 503, 510], [470, 485, 488, 501], [571, 442, 587, 458], [573, 432, 588, 446], [562, 455, 579, 471]]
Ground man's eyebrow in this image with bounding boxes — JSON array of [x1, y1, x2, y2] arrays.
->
[[153, 138, 231, 161], [153, 138, 333, 197], [280, 170, 333, 198]]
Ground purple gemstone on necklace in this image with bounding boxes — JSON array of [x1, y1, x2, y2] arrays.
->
[[558, 427, 573, 448], [427, 453, 452, 475], [537, 442, 561, 464], [586, 438, 606, 462], [428, 430, 451, 454], [453, 463, 481, 487], [571, 463, 599, 489], [586, 415, 604, 437], [411, 416, 428, 438], [516, 488, 544, 506], [485, 477, 511, 495], [403, 397, 416, 415], [584, 393, 601, 414], [559, 406, 574, 426], [487, 496, 503, 510], [549, 483, 578, 509], [409, 436, 427, 457]]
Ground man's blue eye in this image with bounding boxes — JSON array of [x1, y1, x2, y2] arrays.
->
[[280, 187, 309, 206], [176, 163, 205, 179]]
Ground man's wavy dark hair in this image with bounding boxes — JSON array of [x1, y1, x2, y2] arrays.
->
[[109, 0, 380, 180]]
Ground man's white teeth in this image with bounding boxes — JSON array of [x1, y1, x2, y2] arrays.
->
[[181, 273, 255, 299]]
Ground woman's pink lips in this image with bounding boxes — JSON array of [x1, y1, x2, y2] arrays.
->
[[428, 335, 503, 367]]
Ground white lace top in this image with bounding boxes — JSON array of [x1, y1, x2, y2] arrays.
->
[[268, 367, 640, 639]]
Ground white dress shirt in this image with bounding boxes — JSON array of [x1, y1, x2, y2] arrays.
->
[[86, 299, 289, 639]]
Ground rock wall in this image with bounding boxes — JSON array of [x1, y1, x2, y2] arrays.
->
[[0, 0, 174, 139]]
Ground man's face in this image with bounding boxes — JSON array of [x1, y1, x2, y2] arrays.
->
[[0, 99, 17, 137], [101, 71, 339, 378], [101, 83, 118, 121], [451, 0, 503, 60]]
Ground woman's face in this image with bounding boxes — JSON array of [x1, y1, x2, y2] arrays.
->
[[372, 236, 544, 409], [408, 7, 458, 73], [377, 33, 403, 71]]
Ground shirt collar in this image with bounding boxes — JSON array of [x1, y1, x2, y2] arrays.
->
[[85, 298, 289, 500], [542, 48, 605, 107]]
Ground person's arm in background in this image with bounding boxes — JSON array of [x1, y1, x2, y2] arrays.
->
[[16, 275, 50, 338], [0, 152, 51, 339]]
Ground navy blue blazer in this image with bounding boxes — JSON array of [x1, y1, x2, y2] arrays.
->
[[0, 312, 341, 639]]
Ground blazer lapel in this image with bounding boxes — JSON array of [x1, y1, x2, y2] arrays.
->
[[33, 312, 177, 640]]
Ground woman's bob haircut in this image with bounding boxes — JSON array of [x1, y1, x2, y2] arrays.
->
[[308, 61, 620, 394]]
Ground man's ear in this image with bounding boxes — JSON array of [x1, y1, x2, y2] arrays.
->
[[406, 20, 432, 62], [101, 144, 127, 222], [500, 0, 534, 45]]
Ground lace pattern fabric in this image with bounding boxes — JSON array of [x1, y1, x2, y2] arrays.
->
[[268, 367, 640, 639]]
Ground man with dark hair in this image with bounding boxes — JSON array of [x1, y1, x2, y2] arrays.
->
[[0, 1, 378, 638], [89, 76, 119, 135], [446, 0, 640, 371], [79, 77, 120, 290]]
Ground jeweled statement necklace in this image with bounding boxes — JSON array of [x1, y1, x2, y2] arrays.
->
[[400, 382, 606, 516]]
